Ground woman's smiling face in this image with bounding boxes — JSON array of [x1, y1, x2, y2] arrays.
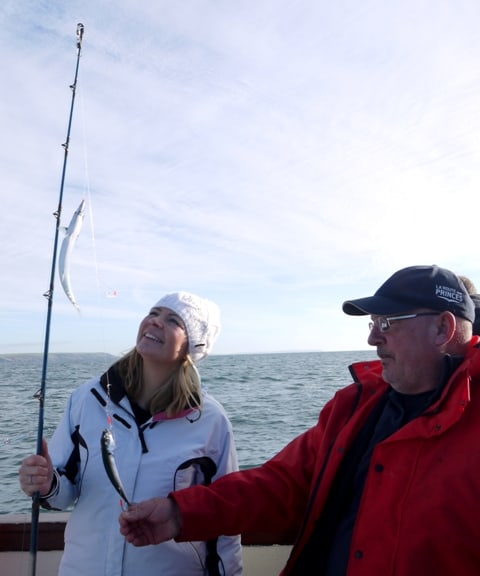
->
[[136, 307, 189, 366]]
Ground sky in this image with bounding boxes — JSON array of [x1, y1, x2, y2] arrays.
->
[[1, 0, 480, 357]]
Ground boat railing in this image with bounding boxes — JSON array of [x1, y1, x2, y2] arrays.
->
[[0, 512, 293, 575]]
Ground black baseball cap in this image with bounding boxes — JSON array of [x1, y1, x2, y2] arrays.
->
[[343, 265, 475, 322]]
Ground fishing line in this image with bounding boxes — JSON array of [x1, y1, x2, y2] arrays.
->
[[76, 48, 127, 508], [77, 73, 116, 391], [78, 86, 118, 303], [79, 94, 114, 302]]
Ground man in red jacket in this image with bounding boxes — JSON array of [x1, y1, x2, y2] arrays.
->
[[120, 265, 480, 576]]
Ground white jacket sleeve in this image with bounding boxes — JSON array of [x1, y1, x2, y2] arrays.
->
[[41, 383, 92, 510]]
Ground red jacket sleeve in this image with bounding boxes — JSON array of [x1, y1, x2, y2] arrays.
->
[[171, 418, 325, 542]]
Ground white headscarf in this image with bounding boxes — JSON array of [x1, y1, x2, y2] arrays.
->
[[154, 291, 221, 364]]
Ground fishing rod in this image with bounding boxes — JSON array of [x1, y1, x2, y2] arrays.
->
[[29, 23, 85, 576]]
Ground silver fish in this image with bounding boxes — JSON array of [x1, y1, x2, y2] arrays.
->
[[58, 199, 86, 310], [101, 428, 131, 506]]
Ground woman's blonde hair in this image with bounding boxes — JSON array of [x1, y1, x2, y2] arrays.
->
[[112, 348, 202, 417]]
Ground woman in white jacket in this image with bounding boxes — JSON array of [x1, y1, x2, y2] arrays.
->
[[19, 291, 243, 575]]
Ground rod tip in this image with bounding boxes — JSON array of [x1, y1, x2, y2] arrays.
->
[[76, 23, 85, 47]]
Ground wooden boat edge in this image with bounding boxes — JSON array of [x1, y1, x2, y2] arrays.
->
[[0, 512, 293, 575]]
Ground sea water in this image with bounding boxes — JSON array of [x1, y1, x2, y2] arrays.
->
[[0, 350, 376, 514]]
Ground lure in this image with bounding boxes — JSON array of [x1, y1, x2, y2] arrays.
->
[[58, 198, 86, 311], [100, 428, 131, 506]]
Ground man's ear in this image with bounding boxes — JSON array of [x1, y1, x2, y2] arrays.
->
[[434, 311, 456, 345]]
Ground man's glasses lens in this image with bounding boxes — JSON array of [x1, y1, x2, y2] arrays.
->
[[369, 312, 440, 333]]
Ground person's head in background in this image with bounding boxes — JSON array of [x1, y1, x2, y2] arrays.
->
[[458, 275, 480, 336], [459, 275, 477, 294]]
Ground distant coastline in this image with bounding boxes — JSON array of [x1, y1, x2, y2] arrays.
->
[[0, 352, 119, 362]]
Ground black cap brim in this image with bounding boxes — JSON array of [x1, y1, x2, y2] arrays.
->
[[342, 296, 418, 316]]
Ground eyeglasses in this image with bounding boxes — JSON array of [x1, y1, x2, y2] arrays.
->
[[368, 312, 441, 333]]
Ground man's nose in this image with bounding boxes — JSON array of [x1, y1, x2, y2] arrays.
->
[[367, 324, 384, 346]]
